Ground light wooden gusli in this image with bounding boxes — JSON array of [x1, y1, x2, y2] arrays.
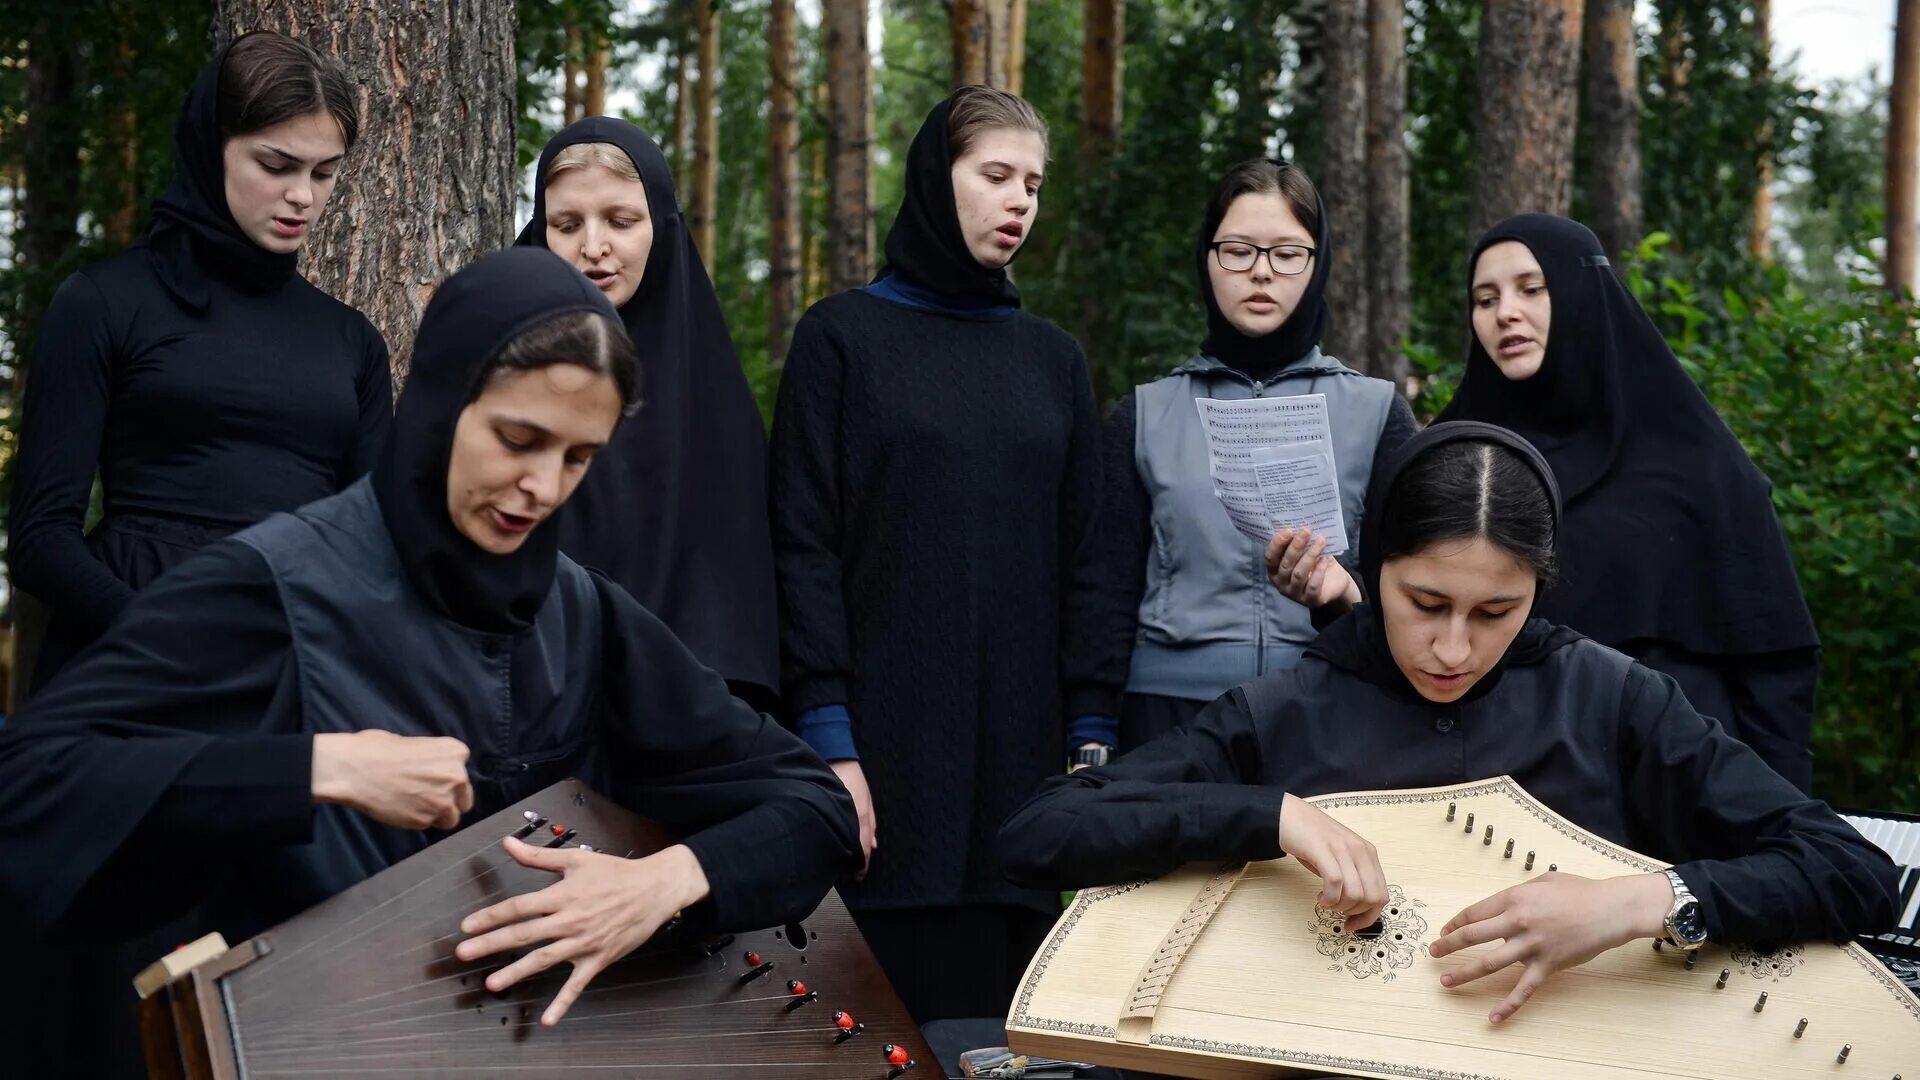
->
[[1007, 776, 1920, 1079]]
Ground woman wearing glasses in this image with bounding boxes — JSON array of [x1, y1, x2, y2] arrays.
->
[[1068, 159, 1416, 755]]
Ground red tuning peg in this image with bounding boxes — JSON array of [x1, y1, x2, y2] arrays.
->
[[885, 1044, 911, 1066]]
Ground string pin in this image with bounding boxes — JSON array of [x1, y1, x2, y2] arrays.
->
[[1483, 825, 1494, 846], [1446, 803, 1456, 822], [1524, 851, 1535, 871], [1795, 1018, 1808, 1039], [1754, 991, 1768, 1013], [1503, 839, 1515, 859], [1716, 968, 1730, 989], [1836, 1044, 1850, 1064], [1464, 812, 1475, 833]]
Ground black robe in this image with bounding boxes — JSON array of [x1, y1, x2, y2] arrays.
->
[[0, 248, 857, 1080]]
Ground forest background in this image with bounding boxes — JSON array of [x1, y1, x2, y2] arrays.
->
[[0, 0, 1915, 812]]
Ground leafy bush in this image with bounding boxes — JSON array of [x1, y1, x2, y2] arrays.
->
[[1624, 234, 1920, 812]]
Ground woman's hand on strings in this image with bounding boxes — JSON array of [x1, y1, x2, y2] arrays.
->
[[310, 730, 474, 830], [1429, 871, 1673, 1025], [1265, 528, 1360, 612], [1278, 793, 1390, 932], [455, 837, 713, 1026], [830, 759, 878, 876]]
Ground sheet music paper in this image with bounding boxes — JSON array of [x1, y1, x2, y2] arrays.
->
[[1195, 394, 1346, 552]]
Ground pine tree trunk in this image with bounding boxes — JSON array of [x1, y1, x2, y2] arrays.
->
[[584, 36, 609, 118], [564, 23, 584, 124], [19, 17, 83, 366], [688, 0, 720, 262], [768, 0, 802, 366], [1469, 0, 1585, 240], [1008, 0, 1029, 95], [1077, 0, 1125, 389], [1889, 0, 1920, 295], [1583, 0, 1642, 257], [952, 0, 1014, 87], [1751, 0, 1774, 260], [215, 0, 518, 383], [104, 19, 141, 251], [805, 78, 831, 305], [825, 0, 874, 292], [671, 38, 691, 180], [1320, 0, 1371, 370], [1365, 0, 1409, 388]]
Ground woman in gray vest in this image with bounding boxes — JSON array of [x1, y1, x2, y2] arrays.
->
[[0, 248, 859, 1048], [1070, 160, 1417, 756]]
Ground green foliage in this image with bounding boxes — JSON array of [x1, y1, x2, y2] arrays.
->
[[1624, 234, 1920, 813]]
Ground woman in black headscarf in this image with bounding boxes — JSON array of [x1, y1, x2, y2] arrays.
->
[[1069, 159, 1417, 759], [770, 87, 1103, 1022], [0, 248, 858, 1079], [1003, 422, 1895, 1028], [1423, 213, 1816, 795], [515, 117, 779, 711], [8, 32, 392, 696]]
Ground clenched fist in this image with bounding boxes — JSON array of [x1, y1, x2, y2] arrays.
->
[[311, 730, 475, 831]]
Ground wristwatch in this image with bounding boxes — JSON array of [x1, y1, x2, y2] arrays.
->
[[1069, 745, 1112, 770], [1660, 868, 1708, 950]]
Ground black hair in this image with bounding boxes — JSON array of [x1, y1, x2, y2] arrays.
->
[[478, 310, 641, 415], [1205, 159, 1322, 240], [1377, 439, 1558, 584], [218, 30, 360, 148]]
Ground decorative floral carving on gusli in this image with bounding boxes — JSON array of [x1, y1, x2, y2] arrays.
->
[[1731, 943, 1805, 982], [1313, 885, 1429, 982]]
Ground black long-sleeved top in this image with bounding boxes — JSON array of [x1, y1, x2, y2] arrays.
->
[[1000, 631, 1896, 946], [0, 537, 860, 941], [1064, 389, 1419, 718], [9, 247, 391, 635], [770, 289, 1104, 914]]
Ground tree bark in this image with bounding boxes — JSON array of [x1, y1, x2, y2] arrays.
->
[[671, 37, 691, 180], [1750, 0, 1773, 260], [1469, 0, 1585, 241], [825, 0, 874, 292], [768, 0, 802, 366], [690, 0, 720, 262], [1365, 0, 1409, 388], [564, 23, 584, 124], [1583, 0, 1642, 257], [215, 0, 518, 383], [584, 36, 609, 118], [20, 16, 83, 352], [1320, 0, 1370, 369], [1008, 0, 1029, 95], [103, 17, 141, 251], [805, 77, 831, 305], [1077, 0, 1125, 386], [952, 0, 1014, 87], [1889, 0, 1920, 295]]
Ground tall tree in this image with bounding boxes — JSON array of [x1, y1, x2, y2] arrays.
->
[[767, 0, 802, 365], [1366, 0, 1410, 387], [690, 0, 721, 260], [1469, 0, 1585, 239], [1320, 0, 1371, 368], [584, 31, 609, 118], [1008, 0, 1029, 95], [671, 36, 691, 179], [1077, 0, 1125, 382], [1583, 0, 1642, 256], [1750, 0, 1772, 259], [564, 22, 585, 123], [951, 0, 1014, 87], [18, 10, 83, 377], [215, 0, 518, 379], [1891, 0, 1920, 295], [825, 0, 873, 292]]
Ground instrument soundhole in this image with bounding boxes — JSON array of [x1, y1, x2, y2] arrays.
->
[[783, 920, 811, 951]]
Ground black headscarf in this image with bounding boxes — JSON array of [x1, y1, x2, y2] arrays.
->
[[877, 95, 1024, 307], [1436, 214, 1818, 656], [372, 247, 623, 635], [517, 118, 780, 699], [1310, 422, 1583, 704], [1197, 162, 1331, 380], [146, 36, 302, 311]]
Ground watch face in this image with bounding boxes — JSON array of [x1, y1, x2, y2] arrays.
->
[[1673, 900, 1707, 943]]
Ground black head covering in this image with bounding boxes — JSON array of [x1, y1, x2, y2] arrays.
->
[[1310, 422, 1583, 704], [1436, 214, 1818, 656], [146, 36, 303, 311], [372, 247, 623, 635], [517, 117, 780, 698], [1197, 162, 1331, 380], [877, 95, 1024, 306]]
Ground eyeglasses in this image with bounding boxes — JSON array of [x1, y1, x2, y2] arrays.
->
[[1210, 241, 1316, 276]]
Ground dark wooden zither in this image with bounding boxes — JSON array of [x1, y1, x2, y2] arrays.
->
[[137, 778, 934, 1079]]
